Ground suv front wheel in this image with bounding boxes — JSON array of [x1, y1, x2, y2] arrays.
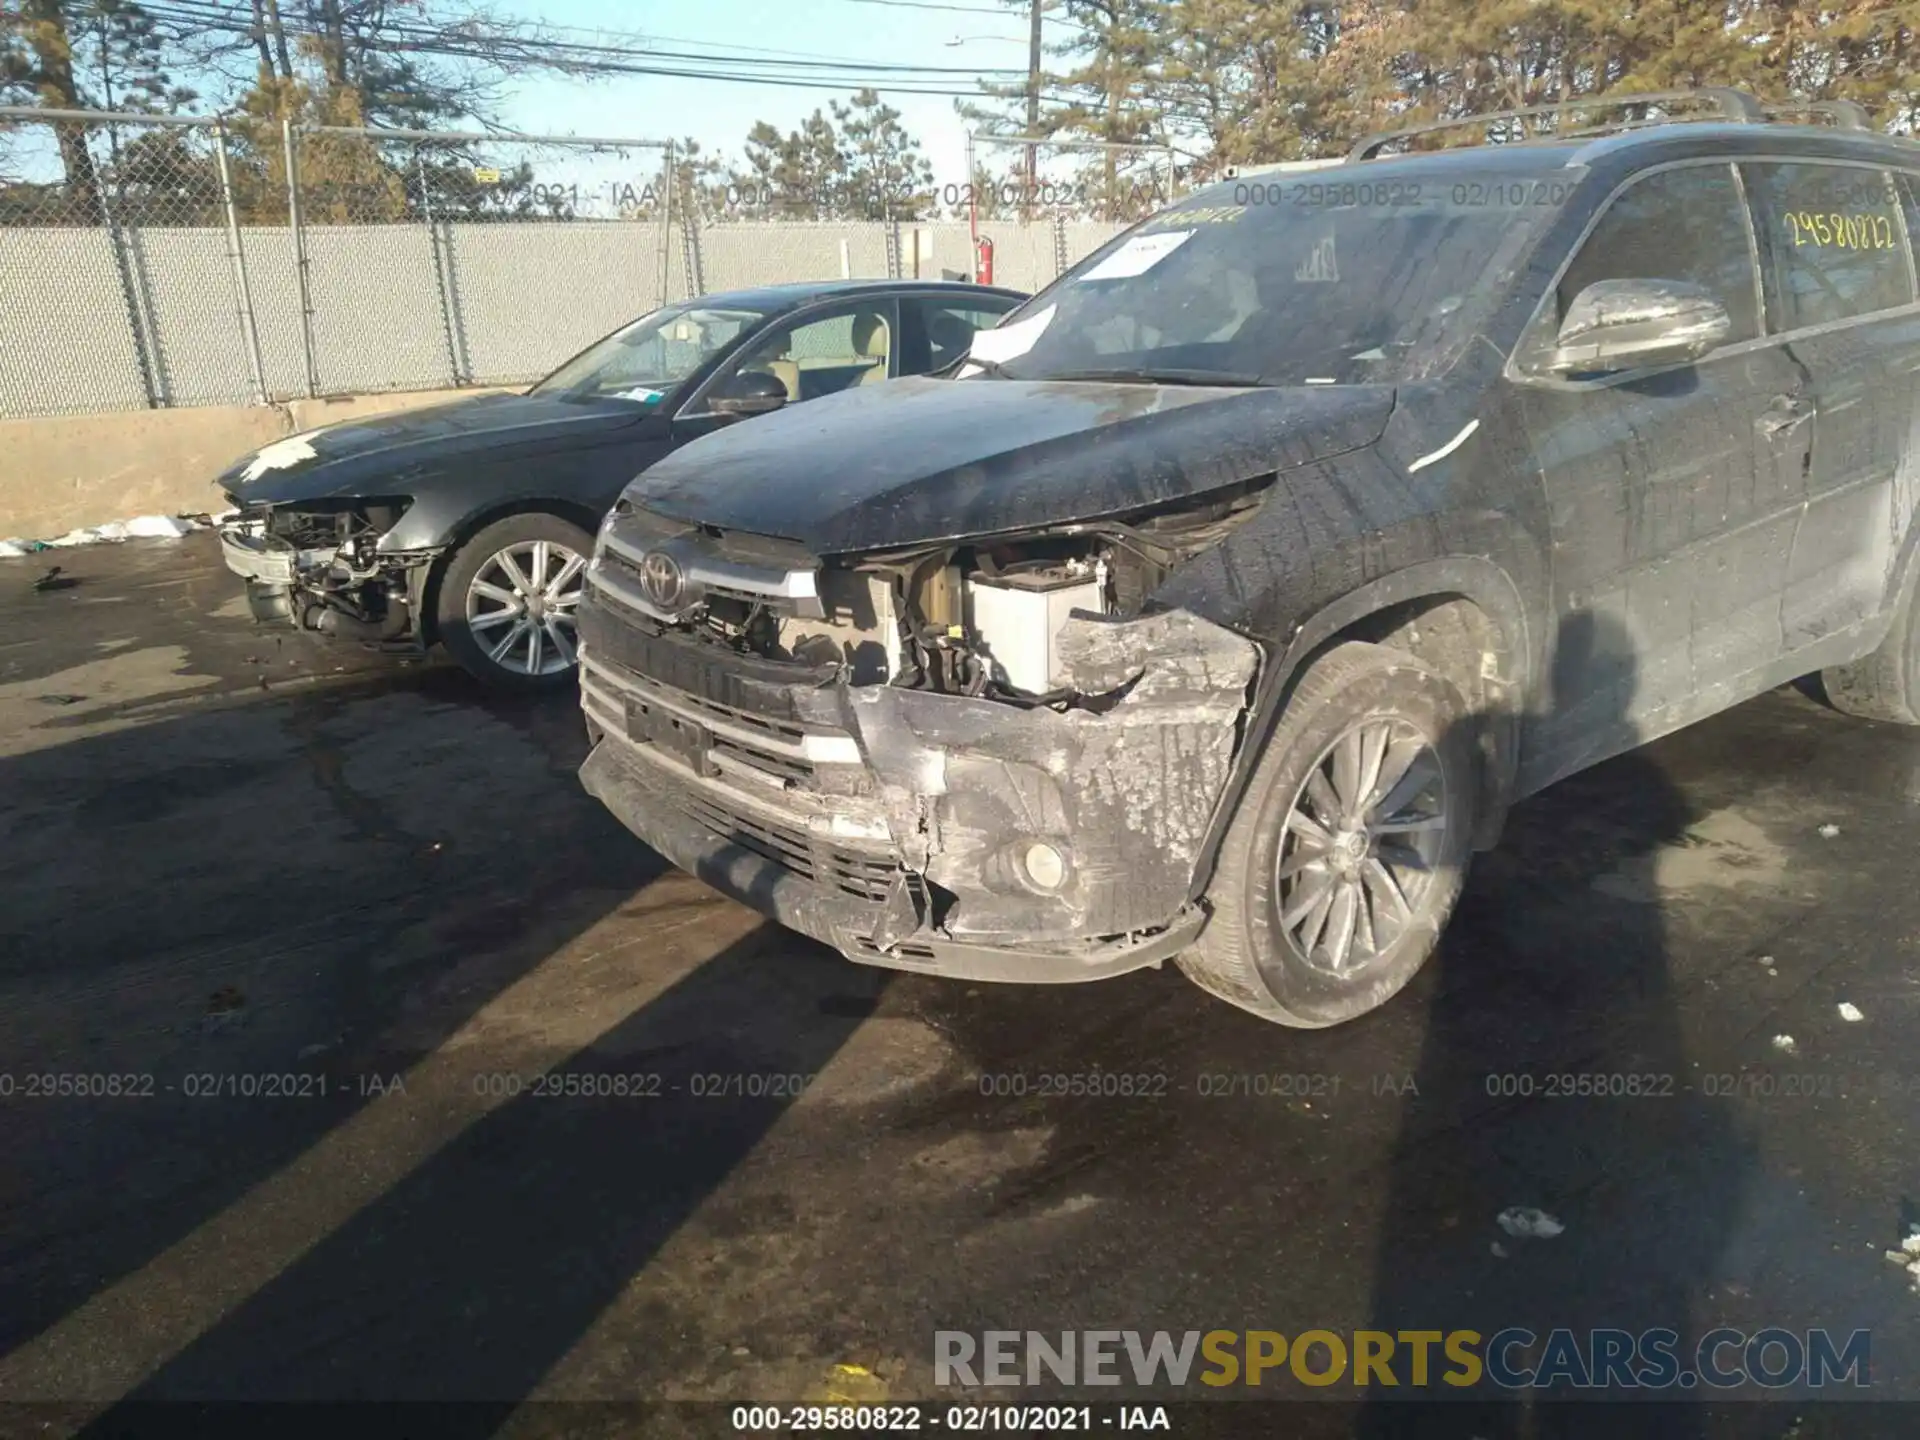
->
[[1180, 641, 1480, 1028]]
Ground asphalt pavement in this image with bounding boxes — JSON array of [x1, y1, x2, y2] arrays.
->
[[1, 534, 1917, 1439]]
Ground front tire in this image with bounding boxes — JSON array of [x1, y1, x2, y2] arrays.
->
[[436, 513, 593, 691], [1821, 563, 1920, 725], [1180, 641, 1480, 1028]]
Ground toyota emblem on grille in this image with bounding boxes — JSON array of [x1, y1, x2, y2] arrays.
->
[[638, 549, 685, 610]]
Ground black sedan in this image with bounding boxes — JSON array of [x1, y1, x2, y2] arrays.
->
[[213, 279, 1025, 688]]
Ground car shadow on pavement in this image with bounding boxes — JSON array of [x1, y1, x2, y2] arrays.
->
[[79, 911, 887, 1415], [1353, 609, 1753, 1438], [0, 664, 659, 1377], [1, 641, 890, 1422]]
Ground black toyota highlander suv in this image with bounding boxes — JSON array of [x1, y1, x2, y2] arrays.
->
[[575, 90, 1920, 1028]]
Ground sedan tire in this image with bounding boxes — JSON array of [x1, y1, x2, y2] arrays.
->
[[437, 513, 593, 691], [1180, 641, 1480, 1028]]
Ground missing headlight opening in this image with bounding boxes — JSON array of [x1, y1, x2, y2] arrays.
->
[[722, 476, 1273, 706], [576, 481, 1271, 985]]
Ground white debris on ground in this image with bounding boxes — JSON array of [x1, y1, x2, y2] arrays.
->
[[125, 514, 197, 537], [1838, 1002, 1865, 1023], [1772, 1034, 1799, 1054], [1818, 824, 1842, 839], [1885, 1226, 1920, 1294], [1496, 1207, 1565, 1239], [0, 512, 217, 558]]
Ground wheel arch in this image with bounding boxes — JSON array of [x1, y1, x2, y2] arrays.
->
[[1186, 557, 1532, 903], [415, 497, 601, 648]]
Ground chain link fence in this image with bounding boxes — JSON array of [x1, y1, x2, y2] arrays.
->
[[0, 106, 1145, 421]]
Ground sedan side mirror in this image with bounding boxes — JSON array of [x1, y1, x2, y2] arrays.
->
[[710, 368, 789, 417], [1543, 278, 1732, 376]]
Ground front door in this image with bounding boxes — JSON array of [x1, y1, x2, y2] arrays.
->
[[1513, 161, 1809, 782]]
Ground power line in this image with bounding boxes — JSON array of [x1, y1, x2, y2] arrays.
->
[[141, 0, 1033, 90], [828, 0, 1050, 15]]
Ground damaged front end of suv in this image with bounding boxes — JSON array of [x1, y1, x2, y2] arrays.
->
[[577, 479, 1272, 980]]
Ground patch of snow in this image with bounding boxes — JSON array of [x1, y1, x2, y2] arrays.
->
[[1490, 1241, 1510, 1258], [1818, 824, 1842, 839], [1497, 1206, 1564, 1239], [1838, 1002, 1864, 1023], [1772, 1034, 1799, 1055], [2, 511, 210, 556], [124, 513, 194, 538], [1886, 1227, 1920, 1294]]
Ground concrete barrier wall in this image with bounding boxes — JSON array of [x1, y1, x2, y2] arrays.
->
[[0, 386, 510, 541]]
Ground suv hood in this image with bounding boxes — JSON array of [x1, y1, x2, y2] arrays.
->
[[631, 376, 1394, 553], [219, 392, 653, 504]]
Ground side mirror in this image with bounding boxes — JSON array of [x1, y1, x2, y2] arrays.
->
[[1543, 278, 1732, 376], [710, 368, 789, 417]]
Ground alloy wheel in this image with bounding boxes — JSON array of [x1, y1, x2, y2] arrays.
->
[[1273, 717, 1450, 977], [465, 538, 585, 677]]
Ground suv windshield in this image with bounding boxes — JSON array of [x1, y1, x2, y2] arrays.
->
[[986, 170, 1585, 386], [532, 302, 770, 404]]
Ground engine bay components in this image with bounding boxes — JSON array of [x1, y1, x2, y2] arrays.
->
[[963, 559, 1106, 695]]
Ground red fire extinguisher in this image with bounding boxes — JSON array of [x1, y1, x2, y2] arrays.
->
[[975, 235, 994, 286]]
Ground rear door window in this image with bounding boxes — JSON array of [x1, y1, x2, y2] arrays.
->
[[1743, 162, 1913, 331]]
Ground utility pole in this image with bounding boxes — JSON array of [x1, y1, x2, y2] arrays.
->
[[1024, 0, 1042, 218]]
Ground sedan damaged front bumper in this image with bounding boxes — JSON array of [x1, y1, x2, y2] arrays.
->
[[219, 513, 436, 644], [577, 603, 1259, 983]]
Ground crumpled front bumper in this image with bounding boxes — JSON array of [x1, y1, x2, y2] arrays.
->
[[219, 517, 314, 623], [576, 597, 1259, 983], [218, 514, 431, 643]]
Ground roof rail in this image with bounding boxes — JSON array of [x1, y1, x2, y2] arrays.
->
[[1757, 99, 1872, 130], [1348, 88, 1772, 162]]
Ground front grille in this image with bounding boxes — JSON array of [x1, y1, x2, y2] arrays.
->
[[676, 790, 901, 903], [578, 594, 832, 721], [581, 649, 868, 796]]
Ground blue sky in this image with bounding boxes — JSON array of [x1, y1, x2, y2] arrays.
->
[[494, 0, 1056, 190]]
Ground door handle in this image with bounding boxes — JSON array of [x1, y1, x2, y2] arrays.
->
[[1758, 395, 1815, 439]]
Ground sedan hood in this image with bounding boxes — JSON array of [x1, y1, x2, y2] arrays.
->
[[631, 376, 1395, 553], [219, 392, 653, 504]]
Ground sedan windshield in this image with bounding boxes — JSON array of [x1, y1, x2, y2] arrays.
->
[[532, 302, 770, 404], [985, 170, 1584, 386]]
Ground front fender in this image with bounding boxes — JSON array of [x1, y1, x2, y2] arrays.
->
[[1155, 441, 1546, 900]]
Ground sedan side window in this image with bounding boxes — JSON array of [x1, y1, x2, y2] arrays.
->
[[1551, 164, 1761, 344], [1744, 163, 1912, 332], [724, 306, 896, 406]]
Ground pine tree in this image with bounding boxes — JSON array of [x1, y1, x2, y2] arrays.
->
[[831, 88, 934, 219]]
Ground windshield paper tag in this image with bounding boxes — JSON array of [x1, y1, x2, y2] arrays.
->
[[1077, 229, 1194, 282], [962, 303, 1058, 374]]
